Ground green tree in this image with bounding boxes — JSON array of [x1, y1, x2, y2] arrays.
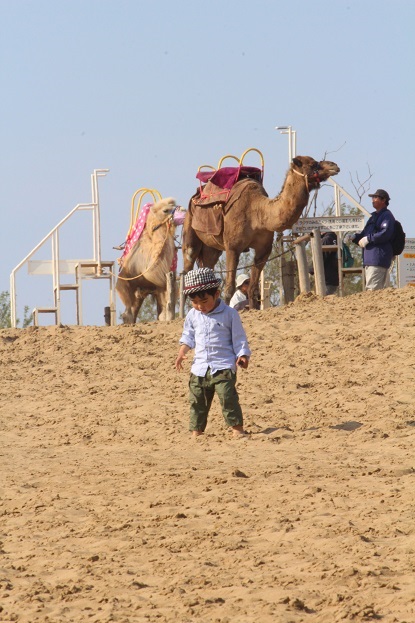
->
[[136, 294, 158, 322], [0, 291, 32, 328]]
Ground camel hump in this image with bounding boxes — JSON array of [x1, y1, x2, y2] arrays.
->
[[228, 178, 268, 202]]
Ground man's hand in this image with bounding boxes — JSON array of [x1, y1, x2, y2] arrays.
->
[[358, 236, 369, 248]]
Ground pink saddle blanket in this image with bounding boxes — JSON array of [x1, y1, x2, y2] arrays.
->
[[119, 202, 178, 272], [121, 202, 152, 263]]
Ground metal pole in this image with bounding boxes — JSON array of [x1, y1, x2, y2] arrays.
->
[[91, 171, 100, 265], [110, 270, 116, 326], [10, 272, 16, 328], [91, 171, 97, 262], [76, 264, 83, 325], [337, 233, 344, 297], [334, 185, 341, 216], [52, 230, 60, 324], [91, 169, 109, 270], [275, 126, 297, 165], [96, 172, 101, 267]]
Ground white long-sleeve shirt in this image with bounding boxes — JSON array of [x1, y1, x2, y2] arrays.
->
[[179, 299, 251, 375], [229, 289, 248, 309]]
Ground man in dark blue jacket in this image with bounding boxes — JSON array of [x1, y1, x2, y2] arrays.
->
[[351, 189, 395, 290]]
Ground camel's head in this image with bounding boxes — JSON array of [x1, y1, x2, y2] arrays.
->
[[147, 197, 179, 233], [150, 197, 177, 221], [291, 156, 340, 189]]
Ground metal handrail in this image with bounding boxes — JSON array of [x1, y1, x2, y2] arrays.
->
[[10, 169, 109, 327], [329, 177, 371, 218]]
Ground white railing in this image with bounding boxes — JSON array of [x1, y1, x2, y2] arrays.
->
[[10, 169, 110, 328], [329, 177, 371, 218]]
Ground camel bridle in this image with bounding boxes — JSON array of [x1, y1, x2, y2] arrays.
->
[[292, 165, 322, 192], [151, 212, 175, 233]]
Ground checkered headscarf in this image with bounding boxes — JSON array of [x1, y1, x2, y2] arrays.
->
[[183, 268, 222, 295]]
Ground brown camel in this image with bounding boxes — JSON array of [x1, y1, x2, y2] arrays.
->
[[116, 197, 178, 323], [182, 156, 340, 307]]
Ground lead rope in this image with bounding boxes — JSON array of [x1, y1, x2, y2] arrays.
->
[[216, 240, 297, 274]]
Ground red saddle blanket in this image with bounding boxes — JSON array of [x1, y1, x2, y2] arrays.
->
[[195, 166, 262, 204]]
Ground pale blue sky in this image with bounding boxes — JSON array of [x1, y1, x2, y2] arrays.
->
[[1, 0, 414, 324]]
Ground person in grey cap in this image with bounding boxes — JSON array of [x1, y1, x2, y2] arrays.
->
[[175, 268, 251, 438], [351, 189, 395, 290]]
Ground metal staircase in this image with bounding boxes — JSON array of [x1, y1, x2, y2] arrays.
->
[[10, 169, 116, 328]]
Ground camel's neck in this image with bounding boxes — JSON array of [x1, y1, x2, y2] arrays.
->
[[262, 170, 310, 231]]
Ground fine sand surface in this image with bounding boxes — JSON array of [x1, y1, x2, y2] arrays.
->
[[1, 287, 415, 623]]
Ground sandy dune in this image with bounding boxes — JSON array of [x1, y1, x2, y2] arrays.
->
[[1, 287, 415, 622]]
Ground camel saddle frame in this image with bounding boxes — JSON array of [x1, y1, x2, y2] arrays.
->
[[191, 148, 264, 236]]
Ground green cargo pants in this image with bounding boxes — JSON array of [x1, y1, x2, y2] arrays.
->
[[188, 368, 243, 432]]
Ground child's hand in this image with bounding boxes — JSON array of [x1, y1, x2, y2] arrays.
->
[[176, 345, 191, 371], [237, 356, 249, 370], [175, 353, 187, 371], [175, 353, 187, 372]]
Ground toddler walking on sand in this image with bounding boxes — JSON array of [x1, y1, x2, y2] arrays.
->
[[175, 268, 251, 438]]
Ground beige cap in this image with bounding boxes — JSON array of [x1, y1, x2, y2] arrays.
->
[[236, 273, 250, 288]]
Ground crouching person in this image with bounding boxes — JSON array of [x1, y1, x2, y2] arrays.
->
[[175, 268, 251, 438], [229, 273, 250, 311]]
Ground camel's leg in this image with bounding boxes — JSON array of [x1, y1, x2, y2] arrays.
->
[[121, 308, 134, 324], [183, 234, 222, 272], [249, 245, 273, 310], [199, 244, 222, 269], [131, 289, 148, 323], [155, 291, 167, 320], [118, 286, 148, 324], [116, 277, 137, 324], [223, 249, 240, 304], [116, 278, 134, 309]]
